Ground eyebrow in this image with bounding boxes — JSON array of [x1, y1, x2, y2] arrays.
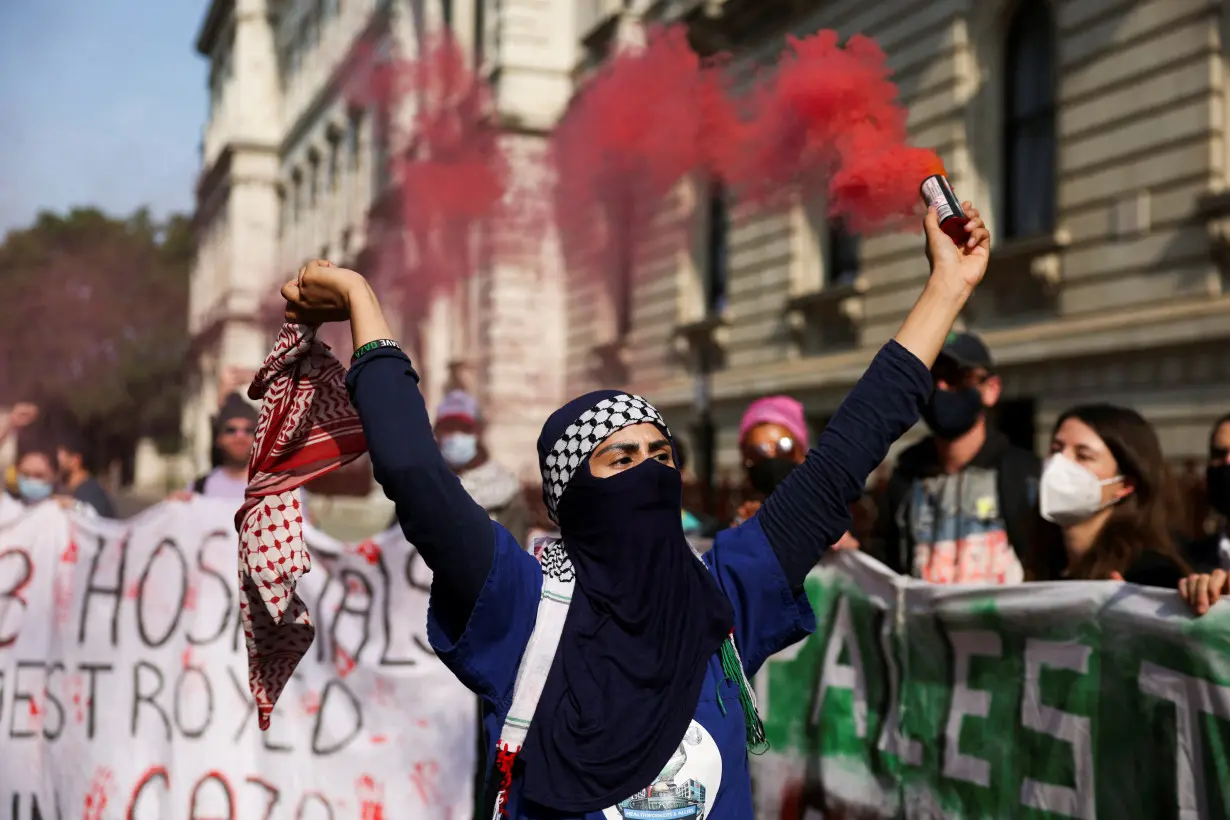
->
[[593, 438, 672, 459], [593, 440, 639, 459]]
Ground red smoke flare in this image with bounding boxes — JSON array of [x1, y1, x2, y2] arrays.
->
[[724, 31, 941, 230], [552, 24, 944, 291]]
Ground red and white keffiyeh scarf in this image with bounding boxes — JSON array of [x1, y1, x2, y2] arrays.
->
[[235, 323, 367, 730]]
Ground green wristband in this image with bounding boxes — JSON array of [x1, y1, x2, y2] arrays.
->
[[352, 339, 402, 361]]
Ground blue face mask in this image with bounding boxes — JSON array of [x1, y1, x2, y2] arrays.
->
[[439, 433, 478, 468], [17, 476, 53, 503]]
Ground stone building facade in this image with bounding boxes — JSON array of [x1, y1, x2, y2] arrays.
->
[[183, 0, 1230, 516], [186, 0, 576, 496], [564, 0, 1230, 495]]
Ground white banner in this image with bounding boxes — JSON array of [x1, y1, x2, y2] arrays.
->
[[0, 496, 476, 820]]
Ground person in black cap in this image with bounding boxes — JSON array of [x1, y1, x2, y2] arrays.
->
[[873, 330, 1040, 584]]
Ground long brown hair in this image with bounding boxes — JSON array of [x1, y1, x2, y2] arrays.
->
[[1024, 403, 1191, 581]]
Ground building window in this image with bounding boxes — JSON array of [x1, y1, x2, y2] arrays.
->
[[705, 180, 729, 316], [373, 111, 390, 188], [328, 134, 341, 193], [827, 219, 860, 287], [473, 0, 485, 66], [289, 37, 301, 77], [307, 7, 320, 49], [209, 67, 221, 111], [308, 152, 320, 208], [348, 109, 363, 170], [614, 242, 633, 337], [298, 18, 310, 59], [1003, 0, 1057, 239], [292, 170, 303, 221]]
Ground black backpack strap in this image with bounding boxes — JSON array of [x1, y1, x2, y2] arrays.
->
[[995, 448, 1041, 562]]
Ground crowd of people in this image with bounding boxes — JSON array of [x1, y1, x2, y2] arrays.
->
[[1, 402, 116, 518], [654, 325, 1229, 607], [725, 329, 1230, 603], [4, 200, 1230, 816], [3, 299, 1230, 610], [272, 203, 1230, 819]]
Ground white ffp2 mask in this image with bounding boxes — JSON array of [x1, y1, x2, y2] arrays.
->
[[1039, 453, 1123, 526]]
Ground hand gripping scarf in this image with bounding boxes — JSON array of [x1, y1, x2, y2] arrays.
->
[[235, 323, 367, 729]]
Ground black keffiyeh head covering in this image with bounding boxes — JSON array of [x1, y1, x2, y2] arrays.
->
[[517, 390, 734, 812]]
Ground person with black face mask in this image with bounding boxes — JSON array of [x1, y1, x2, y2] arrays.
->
[[280, 197, 993, 819], [1181, 413, 1230, 575], [734, 396, 808, 525], [872, 331, 1040, 583]]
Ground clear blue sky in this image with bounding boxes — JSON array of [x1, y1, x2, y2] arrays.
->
[[0, 0, 208, 237]]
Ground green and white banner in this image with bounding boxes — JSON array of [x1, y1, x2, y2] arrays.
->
[[753, 551, 1230, 820]]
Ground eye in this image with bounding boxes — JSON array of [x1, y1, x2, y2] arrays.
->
[[656, 452, 671, 462], [613, 456, 633, 466]]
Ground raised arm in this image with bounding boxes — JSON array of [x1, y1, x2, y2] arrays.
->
[[283, 262, 494, 637], [758, 204, 990, 589]]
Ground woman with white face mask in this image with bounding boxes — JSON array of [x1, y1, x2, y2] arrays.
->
[[1023, 404, 1189, 587]]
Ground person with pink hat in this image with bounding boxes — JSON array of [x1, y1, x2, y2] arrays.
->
[[737, 396, 809, 511], [735, 397, 859, 549]]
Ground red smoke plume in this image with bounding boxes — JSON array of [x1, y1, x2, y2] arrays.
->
[[346, 33, 508, 308], [552, 25, 943, 276], [726, 31, 941, 230], [550, 26, 735, 282]]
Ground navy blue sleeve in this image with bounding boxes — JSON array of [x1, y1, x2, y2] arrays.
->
[[758, 340, 933, 590], [345, 347, 494, 638], [704, 517, 816, 677]]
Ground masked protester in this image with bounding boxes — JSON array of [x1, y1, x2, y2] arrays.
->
[[873, 332, 1040, 583], [1180, 413, 1230, 612], [435, 390, 531, 544], [1178, 414, 1230, 576], [735, 396, 808, 525], [1, 403, 39, 495], [280, 200, 991, 818], [1023, 404, 1189, 588], [13, 448, 56, 505]]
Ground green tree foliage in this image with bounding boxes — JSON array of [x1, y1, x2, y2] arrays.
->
[[0, 207, 192, 467]]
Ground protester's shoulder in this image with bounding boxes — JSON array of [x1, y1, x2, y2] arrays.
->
[[997, 441, 1042, 474], [492, 520, 542, 574], [462, 459, 524, 510], [1181, 532, 1223, 575], [1123, 548, 1186, 589], [75, 478, 116, 517], [891, 437, 939, 480], [706, 514, 772, 565]]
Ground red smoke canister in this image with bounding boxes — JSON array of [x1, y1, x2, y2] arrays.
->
[[919, 166, 969, 245]]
